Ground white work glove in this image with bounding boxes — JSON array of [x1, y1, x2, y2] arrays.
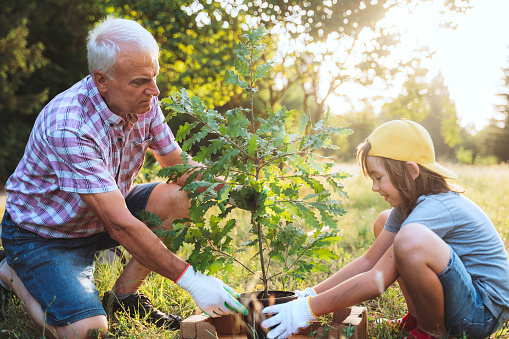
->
[[295, 287, 317, 299], [176, 265, 248, 317], [261, 297, 317, 339]]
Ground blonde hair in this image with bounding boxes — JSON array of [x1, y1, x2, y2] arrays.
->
[[357, 139, 464, 214]]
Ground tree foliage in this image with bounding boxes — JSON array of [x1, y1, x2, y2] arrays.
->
[[239, 0, 470, 125], [0, 0, 104, 182], [107, 0, 246, 108], [0, 1, 47, 182], [144, 27, 351, 296], [0, 0, 478, 184]]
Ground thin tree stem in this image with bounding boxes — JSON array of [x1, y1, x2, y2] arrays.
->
[[250, 42, 256, 134], [255, 219, 268, 298], [210, 246, 257, 276]]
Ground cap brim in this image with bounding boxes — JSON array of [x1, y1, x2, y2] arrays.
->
[[421, 163, 457, 179]]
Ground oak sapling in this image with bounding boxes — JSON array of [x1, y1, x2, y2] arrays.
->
[[141, 26, 352, 299]]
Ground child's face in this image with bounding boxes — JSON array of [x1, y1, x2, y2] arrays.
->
[[366, 156, 404, 208]]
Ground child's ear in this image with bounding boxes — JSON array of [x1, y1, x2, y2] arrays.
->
[[405, 161, 420, 180]]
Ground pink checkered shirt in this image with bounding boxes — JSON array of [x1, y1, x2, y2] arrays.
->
[[5, 75, 178, 238]]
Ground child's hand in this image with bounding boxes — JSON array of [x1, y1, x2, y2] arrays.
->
[[295, 287, 317, 298], [261, 297, 317, 339]]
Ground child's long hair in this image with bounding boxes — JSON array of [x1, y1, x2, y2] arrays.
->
[[357, 140, 464, 214]]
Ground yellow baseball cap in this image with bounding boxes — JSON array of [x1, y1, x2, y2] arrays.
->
[[367, 119, 457, 179]]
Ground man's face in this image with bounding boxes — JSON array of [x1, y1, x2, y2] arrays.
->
[[96, 46, 160, 116]]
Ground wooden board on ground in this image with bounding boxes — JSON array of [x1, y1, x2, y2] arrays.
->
[[180, 306, 367, 339]]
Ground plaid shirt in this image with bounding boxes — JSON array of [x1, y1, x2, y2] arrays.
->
[[5, 75, 178, 238]]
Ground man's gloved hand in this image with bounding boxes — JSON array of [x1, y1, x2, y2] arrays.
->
[[295, 287, 317, 299], [261, 297, 317, 339], [175, 264, 248, 317]]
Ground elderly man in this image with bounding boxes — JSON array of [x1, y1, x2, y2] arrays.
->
[[0, 17, 246, 339]]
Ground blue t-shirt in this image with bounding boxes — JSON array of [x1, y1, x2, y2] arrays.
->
[[386, 191, 509, 325]]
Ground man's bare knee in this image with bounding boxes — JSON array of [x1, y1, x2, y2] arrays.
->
[[373, 210, 391, 238], [146, 183, 191, 227], [55, 315, 108, 339]]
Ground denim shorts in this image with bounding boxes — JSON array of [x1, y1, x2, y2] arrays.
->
[[439, 246, 498, 338], [1, 182, 160, 326]]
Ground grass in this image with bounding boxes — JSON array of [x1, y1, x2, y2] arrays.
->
[[0, 163, 508, 338]]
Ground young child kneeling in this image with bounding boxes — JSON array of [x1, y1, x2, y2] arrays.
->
[[261, 119, 509, 339]]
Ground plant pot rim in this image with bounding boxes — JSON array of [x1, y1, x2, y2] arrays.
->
[[239, 290, 297, 301]]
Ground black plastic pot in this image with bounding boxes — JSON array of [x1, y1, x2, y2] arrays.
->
[[239, 291, 297, 339]]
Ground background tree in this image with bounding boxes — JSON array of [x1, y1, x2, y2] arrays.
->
[[456, 47, 509, 165], [0, 0, 104, 182], [107, 0, 247, 108], [0, 0, 474, 184], [380, 64, 460, 160], [489, 48, 509, 163], [331, 105, 378, 161], [422, 71, 461, 159], [240, 0, 470, 126], [0, 1, 47, 183]]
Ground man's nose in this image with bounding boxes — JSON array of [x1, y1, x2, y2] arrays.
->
[[147, 78, 160, 96]]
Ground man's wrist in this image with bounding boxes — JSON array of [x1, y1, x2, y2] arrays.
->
[[175, 263, 191, 284]]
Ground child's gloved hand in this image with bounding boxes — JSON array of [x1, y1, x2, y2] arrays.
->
[[175, 264, 248, 317], [261, 297, 317, 339], [295, 287, 317, 299]]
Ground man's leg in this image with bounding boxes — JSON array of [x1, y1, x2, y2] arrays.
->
[[0, 260, 107, 339], [393, 223, 450, 337], [103, 182, 190, 329]]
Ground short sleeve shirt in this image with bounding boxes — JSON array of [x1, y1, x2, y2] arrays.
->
[[5, 75, 178, 238], [386, 192, 509, 323]]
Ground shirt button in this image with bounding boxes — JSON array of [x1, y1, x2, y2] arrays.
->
[[109, 123, 114, 127], [117, 137, 122, 142]]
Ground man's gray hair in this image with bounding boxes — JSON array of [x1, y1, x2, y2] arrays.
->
[[87, 16, 159, 79]]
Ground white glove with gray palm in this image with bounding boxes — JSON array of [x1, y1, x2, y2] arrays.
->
[[176, 265, 248, 317], [261, 297, 317, 339]]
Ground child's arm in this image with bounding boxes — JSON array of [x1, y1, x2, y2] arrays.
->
[[313, 229, 396, 293], [311, 243, 398, 315], [261, 243, 399, 337]]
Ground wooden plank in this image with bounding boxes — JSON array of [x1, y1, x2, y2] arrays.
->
[[180, 307, 368, 339]]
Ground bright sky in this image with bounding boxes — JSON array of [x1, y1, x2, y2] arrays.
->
[[403, 0, 509, 131]]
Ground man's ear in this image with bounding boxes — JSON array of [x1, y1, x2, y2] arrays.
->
[[93, 70, 108, 94], [406, 161, 420, 180]]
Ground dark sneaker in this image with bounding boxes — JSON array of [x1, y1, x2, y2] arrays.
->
[[102, 290, 182, 330]]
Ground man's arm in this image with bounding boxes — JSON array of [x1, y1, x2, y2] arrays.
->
[[154, 145, 205, 187], [154, 145, 226, 194], [80, 189, 188, 281]]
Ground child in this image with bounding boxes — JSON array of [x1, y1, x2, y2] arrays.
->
[[261, 119, 509, 339]]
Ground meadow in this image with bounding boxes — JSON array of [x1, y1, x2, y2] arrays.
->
[[0, 163, 508, 338]]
